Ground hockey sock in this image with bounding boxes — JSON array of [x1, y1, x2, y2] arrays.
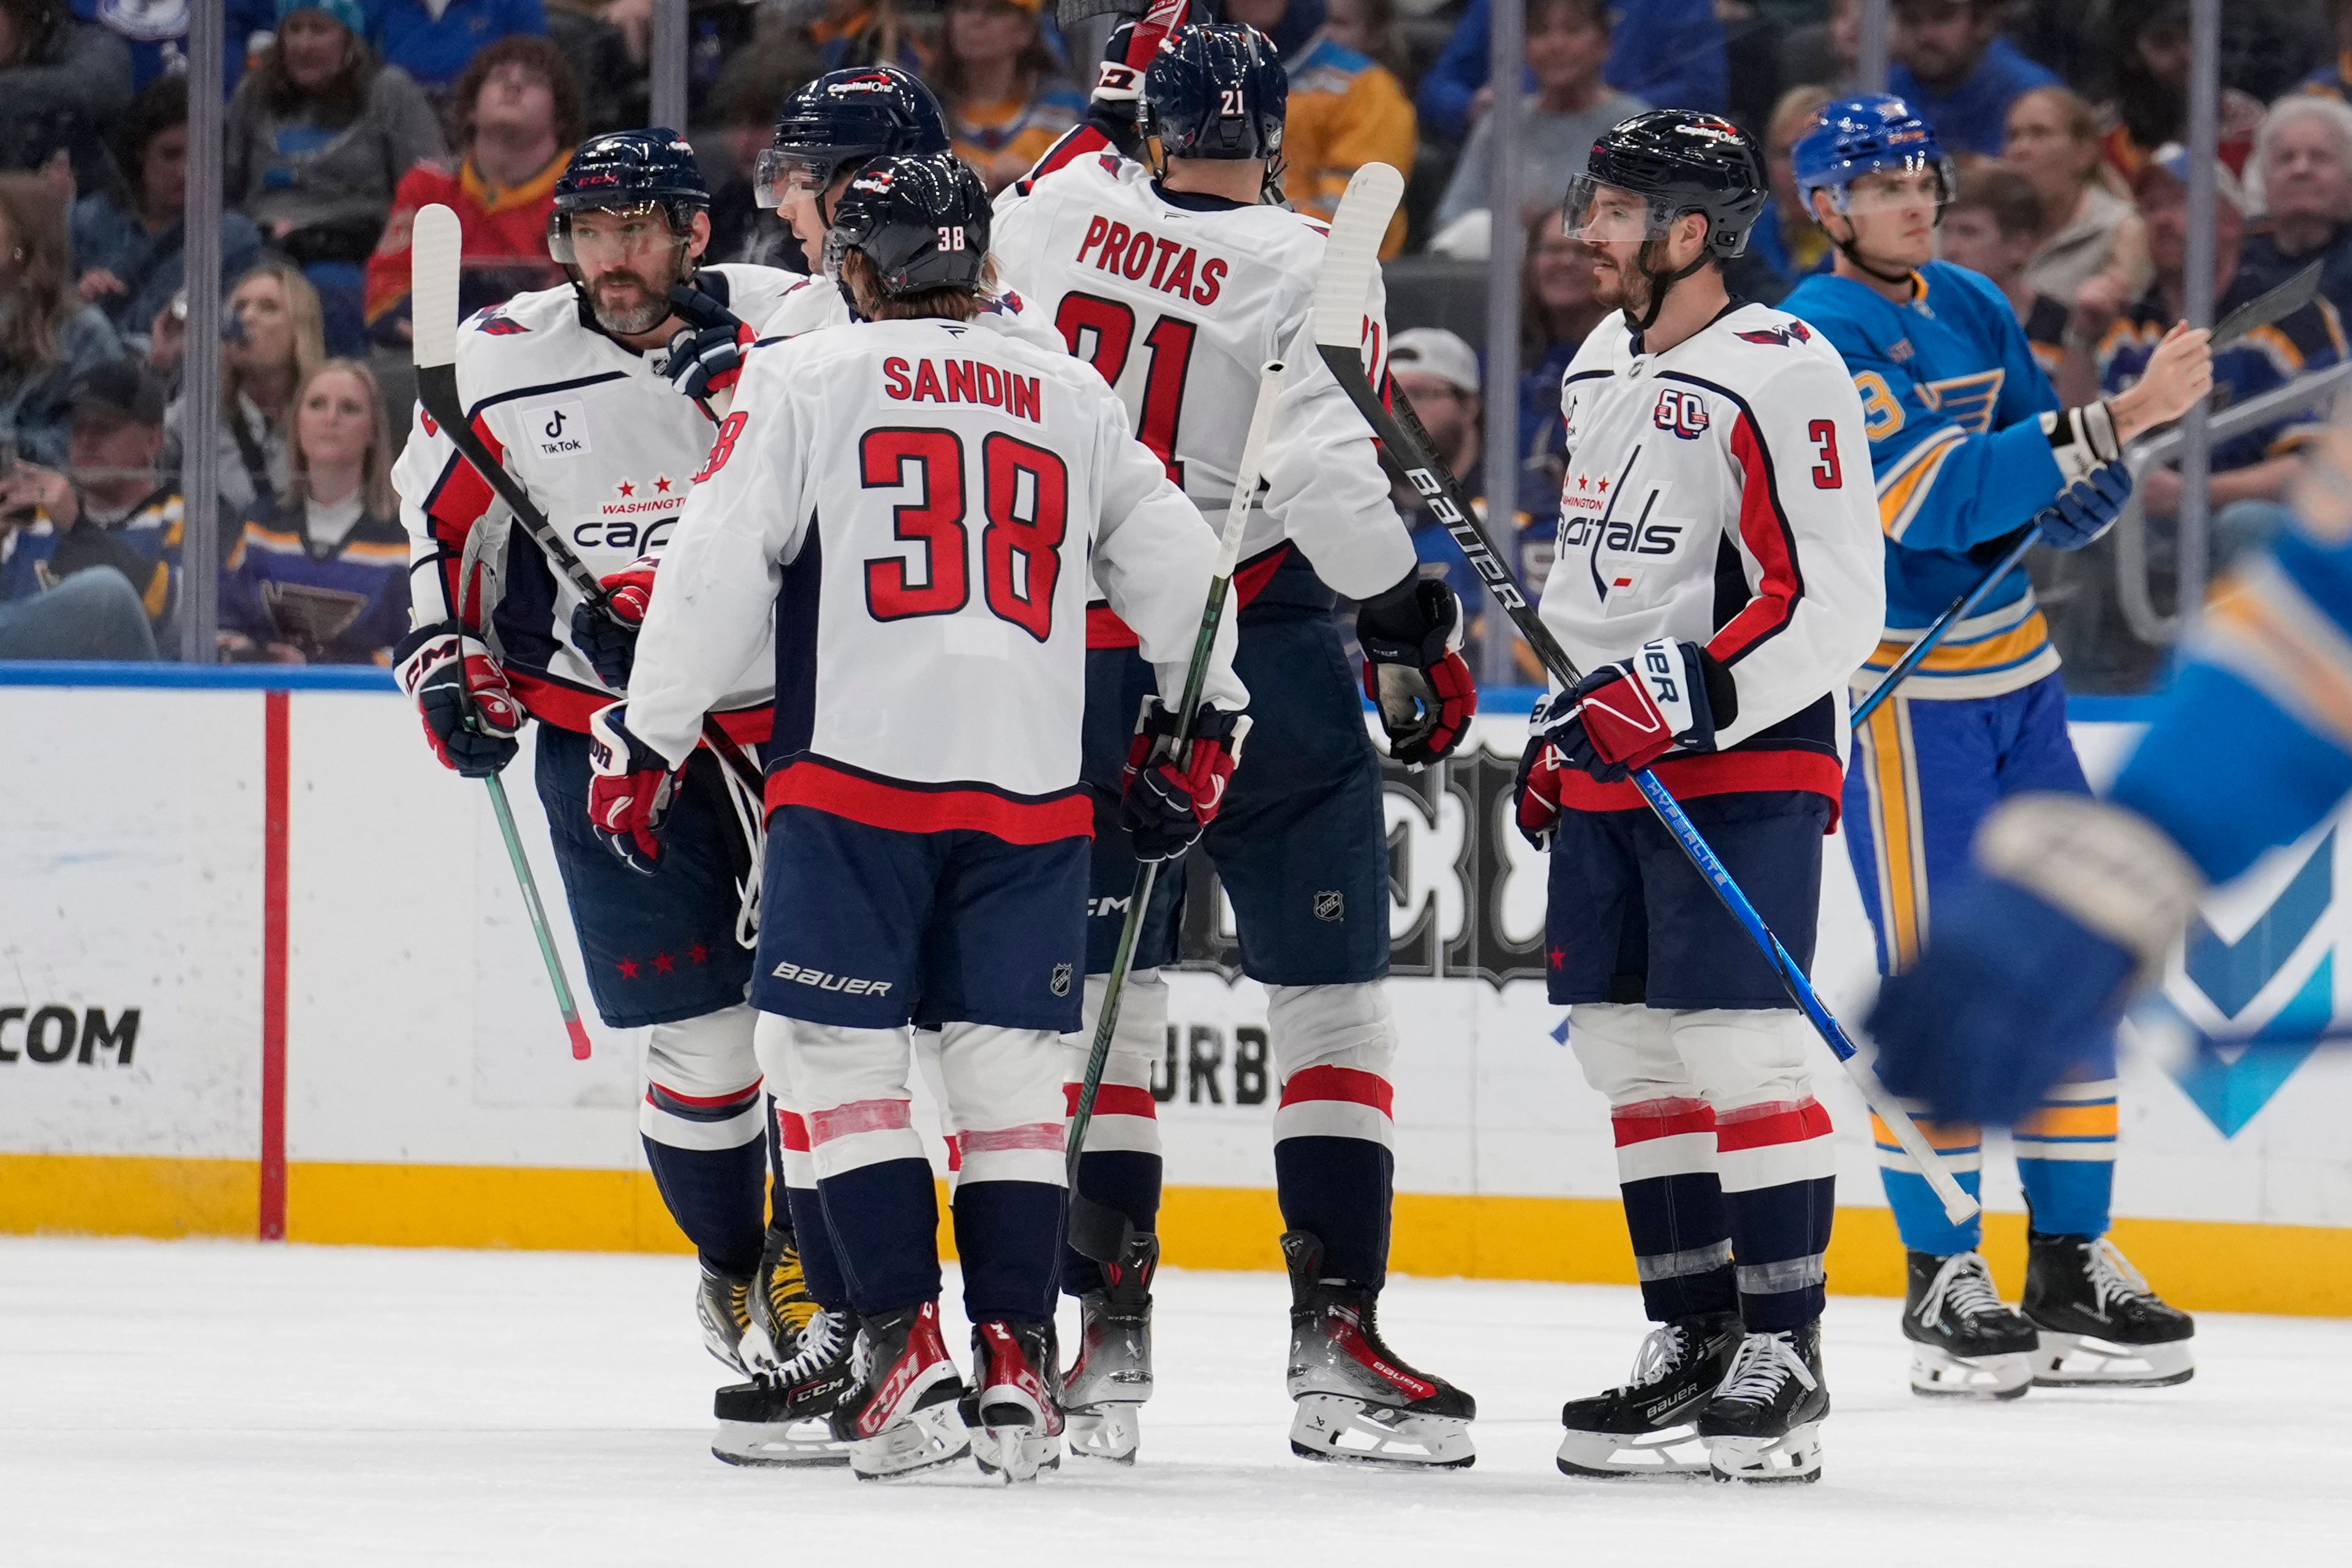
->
[[1873, 1107, 1985, 1255], [1715, 1099, 1836, 1333], [641, 1133, 766, 1278], [1062, 1148, 1161, 1295], [783, 1183, 849, 1310], [954, 1179, 1066, 1324], [764, 1093, 787, 1229], [815, 1158, 942, 1317], [1273, 1137, 1393, 1289], [2014, 1077, 2119, 1237], [1620, 1172, 1738, 1321]]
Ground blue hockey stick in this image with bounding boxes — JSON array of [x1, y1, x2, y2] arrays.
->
[[1849, 530, 2037, 729], [1311, 165, 1978, 1224]]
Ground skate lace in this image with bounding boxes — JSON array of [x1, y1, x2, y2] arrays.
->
[[1626, 1322, 1695, 1389], [765, 1250, 820, 1336], [777, 1308, 848, 1382], [1714, 1332, 1817, 1406], [2086, 1237, 2154, 1312], [1917, 1250, 2007, 1327]]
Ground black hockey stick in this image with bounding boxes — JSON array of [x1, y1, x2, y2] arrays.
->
[[1064, 360, 1283, 1266], [1314, 165, 1977, 1222], [1851, 259, 2324, 728], [407, 205, 764, 797]]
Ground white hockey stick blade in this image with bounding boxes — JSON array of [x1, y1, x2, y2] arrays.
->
[[410, 203, 466, 371], [1310, 163, 1403, 353], [1214, 360, 1284, 575]]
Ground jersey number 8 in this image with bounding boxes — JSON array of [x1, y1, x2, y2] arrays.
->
[[861, 427, 1069, 642]]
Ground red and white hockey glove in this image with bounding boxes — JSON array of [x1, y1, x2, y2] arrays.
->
[[1512, 692, 1572, 850], [1120, 696, 1251, 862], [1545, 638, 1734, 784], [663, 284, 755, 412], [395, 622, 525, 778], [1095, 1, 1194, 109], [1355, 573, 1479, 768], [587, 703, 684, 876], [570, 556, 660, 690]]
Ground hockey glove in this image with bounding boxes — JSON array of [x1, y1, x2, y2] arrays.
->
[[1119, 696, 1251, 862], [1512, 690, 1572, 850], [586, 703, 685, 876], [1544, 638, 1735, 783], [1868, 794, 2205, 1126], [395, 622, 525, 778], [1355, 573, 1479, 768], [664, 284, 756, 411], [2034, 460, 2133, 551], [570, 556, 660, 690]]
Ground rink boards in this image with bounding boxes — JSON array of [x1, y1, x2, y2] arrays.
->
[[2, 670, 2348, 1314]]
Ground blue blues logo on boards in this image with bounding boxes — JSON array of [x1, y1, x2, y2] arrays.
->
[[2140, 827, 2334, 1136]]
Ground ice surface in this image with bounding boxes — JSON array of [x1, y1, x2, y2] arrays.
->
[[2, 1238, 2343, 1566]]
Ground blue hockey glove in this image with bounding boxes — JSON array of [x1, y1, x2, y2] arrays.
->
[[2035, 461, 2133, 551], [1866, 794, 2205, 1125], [587, 703, 684, 875], [664, 284, 755, 409], [1543, 638, 1733, 783]]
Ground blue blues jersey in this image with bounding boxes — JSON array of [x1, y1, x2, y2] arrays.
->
[[0, 488, 183, 633], [2097, 278, 2346, 473], [1782, 260, 2068, 698], [221, 498, 412, 665]]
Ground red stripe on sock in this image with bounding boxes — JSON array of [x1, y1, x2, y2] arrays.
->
[[1063, 1082, 1159, 1119], [1277, 1065, 1394, 1117], [1714, 1098, 1834, 1152], [962, 1121, 1066, 1155], [1611, 1096, 1717, 1146], [807, 1098, 913, 1144]]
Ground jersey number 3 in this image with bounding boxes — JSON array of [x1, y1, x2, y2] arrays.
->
[[1807, 419, 1843, 489], [1054, 292, 1196, 485], [861, 428, 1069, 642]]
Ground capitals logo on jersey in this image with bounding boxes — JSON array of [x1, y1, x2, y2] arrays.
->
[[1735, 322, 1814, 348]]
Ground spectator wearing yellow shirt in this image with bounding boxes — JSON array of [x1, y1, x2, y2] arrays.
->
[[929, 0, 1086, 194], [1221, 0, 1414, 257]]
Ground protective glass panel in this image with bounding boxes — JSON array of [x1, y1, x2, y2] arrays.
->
[[753, 148, 835, 212], [1560, 175, 1676, 244], [1828, 156, 1956, 218]]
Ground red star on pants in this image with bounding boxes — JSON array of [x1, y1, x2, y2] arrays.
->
[[687, 943, 709, 965], [1547, 945, 1568, 968], [654, 475, 673, 493], [654, 952, 676, 975], [616, 957, 640, 979]]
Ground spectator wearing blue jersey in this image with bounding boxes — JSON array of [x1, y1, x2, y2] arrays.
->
[[1415, 0, 1724, 148], [74, 0, 277, 91], [1886, 0, 2056, 159], [219, 356, 407, 663], [367, 0, 545, 100]]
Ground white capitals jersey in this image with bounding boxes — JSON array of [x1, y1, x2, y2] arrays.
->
[[624, 315, 1246, 841], [760, 257, 1069, 354], [990, 140, 1414, 612], [1540, 303, 1885, 809], [393, 264, 821, 733]]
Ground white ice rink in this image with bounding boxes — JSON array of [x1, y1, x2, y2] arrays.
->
[[3, 1238, 2345, 1567]]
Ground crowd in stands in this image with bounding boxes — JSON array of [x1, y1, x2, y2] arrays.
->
[[0, 0, 2349, 688]]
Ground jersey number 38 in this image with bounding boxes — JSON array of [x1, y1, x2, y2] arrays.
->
[[861, 427, 1069, 643]]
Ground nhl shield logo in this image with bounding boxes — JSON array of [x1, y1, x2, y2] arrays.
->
[[1312, 890, 1345, 923], [1050, 963, 1074, 998]]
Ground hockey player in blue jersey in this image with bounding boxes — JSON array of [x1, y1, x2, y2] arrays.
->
[[1869, 417, 2352, 1205], [1781, 94, 2211, 1397]]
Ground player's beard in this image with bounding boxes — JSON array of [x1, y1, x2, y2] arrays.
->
[[585, 265, 677, 336], [1589, 247, 1653, 320]]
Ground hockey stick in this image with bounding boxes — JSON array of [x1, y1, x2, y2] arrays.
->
[[1065, 359, 1284, 1264], [1314, 165, 1978, 1223], [415, 206, 593, 1061], [409, 205, 763, 797], [1850, 260, 2325, 728]]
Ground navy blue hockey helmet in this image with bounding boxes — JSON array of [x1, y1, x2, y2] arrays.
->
[[1140, 23, 1286, 164], [1792, 93, 1957, 221], [823, 152, 992, 307], [759, 64, 951, 215], [548, 127, 710, 264], [1565, 110, 1768, 262]]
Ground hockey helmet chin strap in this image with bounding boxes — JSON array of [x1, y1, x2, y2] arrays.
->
[[1819, 201, 1921, 289], [1624, 230, 1714, 334]]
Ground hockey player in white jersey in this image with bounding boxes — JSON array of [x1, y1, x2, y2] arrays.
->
[[583, 151, 1248, 1482], [1510, 112, 1883, 1483], [388, 129, 840, 1459], [993, 18, 1479, 1468]]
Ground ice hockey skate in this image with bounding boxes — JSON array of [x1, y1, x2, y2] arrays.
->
[[827, 1302, 971, 1480], [962, 1320, 1065, 1483], [1555, 1311, 1743, 1478], [1063, 1232, 1156, 1464], [693, 1262, 775, 1376], [2024, 1234, 2195, 1387], [710, 1306, 857, 1466], [750, 1226, 820, 1365], [1903, 1250, 2038, 1398], [1698, 1322, 1829, 1483], [1282, 1231, 1475, 1468]]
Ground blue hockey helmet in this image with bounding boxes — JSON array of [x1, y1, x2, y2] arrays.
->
[[1790, 94, 1957, 221], [1141, 23, 1286, 165], [823, 152, 993, 307], [758, 64, 951, 215], [548, 127, 710, 264]]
